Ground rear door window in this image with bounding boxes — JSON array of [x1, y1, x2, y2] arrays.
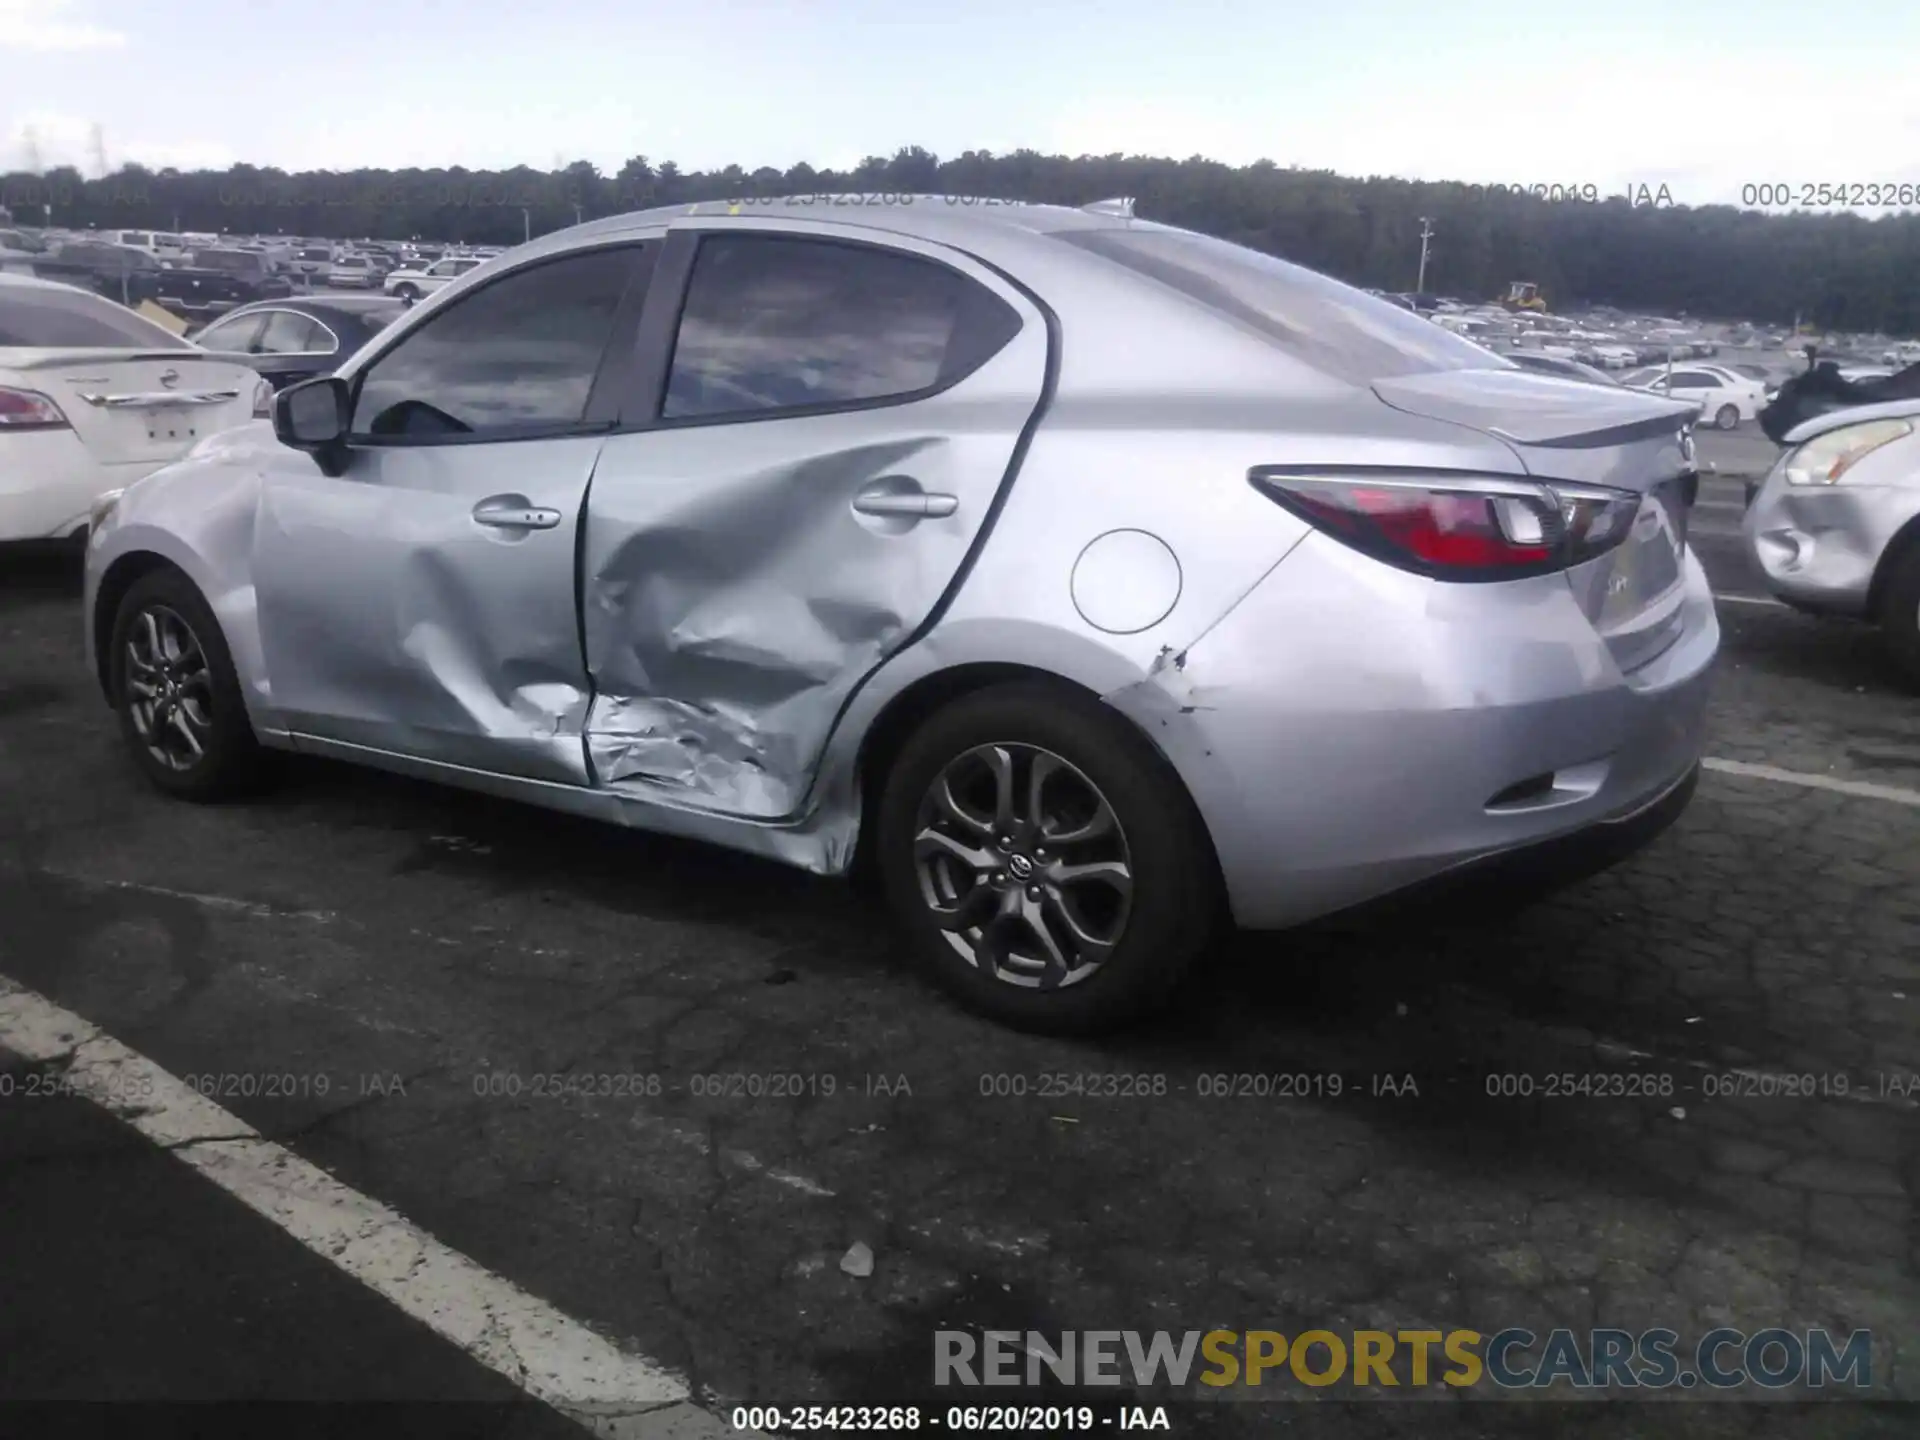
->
[[661, 234, 1020, 420], [257, 310, 329, 353], [193, 311, 270, 352], [1059, 225, 1499, 382]]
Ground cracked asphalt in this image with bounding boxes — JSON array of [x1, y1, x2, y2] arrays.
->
[[1, 449, 1916, 1439]]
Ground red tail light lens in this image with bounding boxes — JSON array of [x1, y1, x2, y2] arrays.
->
[[1252, 470, 1639, 581], [0, 385, 70, 431]]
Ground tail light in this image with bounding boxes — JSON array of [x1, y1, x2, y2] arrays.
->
[[0, 385, 70, 431], [1251, 469, 1639, 581]]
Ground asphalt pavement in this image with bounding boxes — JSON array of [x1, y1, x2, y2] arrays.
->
[[1, 432, 1916, 1438]]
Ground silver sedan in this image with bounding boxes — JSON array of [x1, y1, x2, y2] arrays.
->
[[82, 196, 1717, 1033], [1744, 398, 1920, 684]]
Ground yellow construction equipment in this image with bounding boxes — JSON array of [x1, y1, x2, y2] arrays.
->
[[1500, 281, 1547, 312]]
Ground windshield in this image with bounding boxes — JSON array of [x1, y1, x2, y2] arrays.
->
[[194, 250, 261, 273], [0, 282, 192, 348], [1061, 225, 1502, 381]]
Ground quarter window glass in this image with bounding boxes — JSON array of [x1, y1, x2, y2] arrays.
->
[[663, 235, 1019, 420], [350, 246, 640, 438]]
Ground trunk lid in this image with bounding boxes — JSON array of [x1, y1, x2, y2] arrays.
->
[[15, 350, 257, 465], [1374, 368, 1701, 674]]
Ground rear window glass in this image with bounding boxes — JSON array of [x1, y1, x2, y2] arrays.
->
[[1059, 226, 1501, 382], [0, 284, 191, 348]]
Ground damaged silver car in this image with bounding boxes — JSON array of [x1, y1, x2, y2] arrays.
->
[[84, 197, 1717, 1033]]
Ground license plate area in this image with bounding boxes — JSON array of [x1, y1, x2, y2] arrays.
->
[[143, 406, 199, 444]]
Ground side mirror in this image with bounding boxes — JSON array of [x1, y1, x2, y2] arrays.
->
[[273, 376, 351, 475]]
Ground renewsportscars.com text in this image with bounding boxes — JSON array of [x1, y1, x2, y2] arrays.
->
[[934, 1327, 1872, 1391]]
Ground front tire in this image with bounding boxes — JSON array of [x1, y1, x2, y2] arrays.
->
[[1715, 404, 1740, 430], [875, 683, 1218, 1034], [109, 568, 271, 800], [1875, 547, 1920, 690]]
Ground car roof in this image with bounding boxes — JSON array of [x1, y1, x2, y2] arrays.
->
[[223, 294, 403, 319], [512, 194, 1145, 269]]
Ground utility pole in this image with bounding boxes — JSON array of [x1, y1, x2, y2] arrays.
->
[[88, 123, 108, 178], [522, 208, 531, 243], [1415, 216, 1434, 294]]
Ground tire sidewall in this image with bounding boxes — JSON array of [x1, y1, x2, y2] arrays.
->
[[108, 570, 258, 797], [875, 683, 1214, 1033]]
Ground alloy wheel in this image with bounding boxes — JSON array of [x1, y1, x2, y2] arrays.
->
[[123, 604, 215, 772], [911, 743, 1134, 990]]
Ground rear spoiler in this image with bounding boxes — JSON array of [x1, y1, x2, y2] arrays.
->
[[4, 347, 205, 370]]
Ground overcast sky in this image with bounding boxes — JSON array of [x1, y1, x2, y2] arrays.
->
[[5, 0, 1918, 211]]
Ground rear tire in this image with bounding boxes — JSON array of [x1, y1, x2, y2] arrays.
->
[[1715, 404, 1740, 430], [1875, 547, 1920, 690], [875, 682, 1218, 1034], [394, 283, 420, 301], [108, 568, 272, 800]]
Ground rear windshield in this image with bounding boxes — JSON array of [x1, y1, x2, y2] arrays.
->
[[1059, 226, 1502, 382], [0, 284, 191, 348]]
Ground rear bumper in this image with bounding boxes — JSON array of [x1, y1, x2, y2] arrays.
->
[[0, 433, 143, 541], [158, 297, 240, 315], [1108, 531, 1719, 931], [1315, 762, 1699, 925]]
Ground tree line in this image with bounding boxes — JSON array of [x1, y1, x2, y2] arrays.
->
[[3, 146, 1916, 333]]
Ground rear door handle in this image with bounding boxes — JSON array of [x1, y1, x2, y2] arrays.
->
[[472, 499, 562, 530], [850, 489, 958, 519]]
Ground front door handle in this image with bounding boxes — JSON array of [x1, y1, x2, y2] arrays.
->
[[472, 498, 562, 530], [850, 489, 959, 519]]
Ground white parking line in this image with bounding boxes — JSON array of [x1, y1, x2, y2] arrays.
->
[[1704, 757, 1920, 807], [1713, 593, 1787, 607], [0, 979, 751, 1440]]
